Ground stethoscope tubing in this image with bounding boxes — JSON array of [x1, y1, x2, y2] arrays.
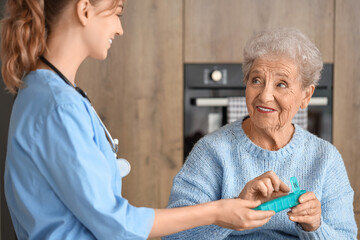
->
[[39, 56, 131, 177], [39, 56, 118, 154]]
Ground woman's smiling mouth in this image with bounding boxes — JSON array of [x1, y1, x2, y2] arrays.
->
[[256, 106, 276, 113]]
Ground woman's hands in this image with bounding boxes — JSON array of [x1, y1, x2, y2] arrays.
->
[[236, 171, 321, 232], [288, 192, 321, 231], [214, 198, 275, 231], [150, 171, 320, 238], [238, 171, 290, 203]]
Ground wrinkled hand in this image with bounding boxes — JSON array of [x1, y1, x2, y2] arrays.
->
[[288, 192, 321, 232], [215, 198, 275, 231], [238, 171, 290, 203]]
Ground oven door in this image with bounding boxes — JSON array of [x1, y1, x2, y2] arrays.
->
[[183, 64, 333, 160]]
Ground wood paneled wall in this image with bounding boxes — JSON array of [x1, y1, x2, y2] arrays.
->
[[334, 0, 360, 235], [76, 0, 183, 209], [184, 0, 334, 63]]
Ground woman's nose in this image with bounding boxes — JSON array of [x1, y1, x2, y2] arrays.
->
[[258, 84, 274, 102], [116, 21, 124, 36]]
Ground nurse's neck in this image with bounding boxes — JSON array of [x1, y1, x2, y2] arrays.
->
[[38, 34, 88, 86]]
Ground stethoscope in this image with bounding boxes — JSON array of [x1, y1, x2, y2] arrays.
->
[[40, 56, 131, 178]]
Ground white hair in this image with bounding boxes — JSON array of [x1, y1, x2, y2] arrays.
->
[[242, 27, 323, 87]]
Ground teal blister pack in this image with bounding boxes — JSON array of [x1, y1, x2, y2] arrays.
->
[[253, 177, 306, 213]]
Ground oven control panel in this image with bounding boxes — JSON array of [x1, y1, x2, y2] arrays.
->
[[185, 64, 245, 88]]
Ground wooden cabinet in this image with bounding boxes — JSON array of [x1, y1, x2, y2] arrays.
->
[[77, 0, 183, 209], [334, 0, 360, 236], [184, 0, 334, 63]]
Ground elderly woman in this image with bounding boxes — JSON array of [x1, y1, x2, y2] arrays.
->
[[162, 28, 357, 239]]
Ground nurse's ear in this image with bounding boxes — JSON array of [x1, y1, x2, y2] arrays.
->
[[300, 84, 315, 109], [76, 0, 92, 26]]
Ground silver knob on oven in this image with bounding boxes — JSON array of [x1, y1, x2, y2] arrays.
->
[[210, 70, 222, 82]]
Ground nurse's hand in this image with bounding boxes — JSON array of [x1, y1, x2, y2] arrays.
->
[[215, 198, 275, 230], [238, 171, 290, 203], [287, 192, 321, 231], [149, 198, 274, 238]]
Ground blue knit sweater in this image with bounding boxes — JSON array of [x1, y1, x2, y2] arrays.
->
[[163, 121, 357, 240]]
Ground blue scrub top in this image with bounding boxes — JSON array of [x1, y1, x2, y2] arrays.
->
[[4, 70, 154, 240]]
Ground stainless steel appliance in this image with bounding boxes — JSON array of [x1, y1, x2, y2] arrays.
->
[[184, 63, 333, 160]]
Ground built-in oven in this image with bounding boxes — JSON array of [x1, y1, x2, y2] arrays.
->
[[184, 63, 333, 160]]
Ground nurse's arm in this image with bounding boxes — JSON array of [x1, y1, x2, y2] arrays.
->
[[148, 198, 275, 238]]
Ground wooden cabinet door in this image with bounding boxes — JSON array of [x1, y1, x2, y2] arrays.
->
[[334, 0, 360, 236], [185, 0, 334, 63]]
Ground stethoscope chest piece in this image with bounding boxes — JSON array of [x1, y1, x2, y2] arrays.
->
[[113, 139, 131, 178], [117, 158, 131, 178]]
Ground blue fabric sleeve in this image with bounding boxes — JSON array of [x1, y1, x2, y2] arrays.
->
[[162, 139, 233, 240], [33, 102, 154, 240], [296, 148, 357, 240]]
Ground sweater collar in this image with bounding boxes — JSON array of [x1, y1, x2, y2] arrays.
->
[[233, 120, 304, 160]]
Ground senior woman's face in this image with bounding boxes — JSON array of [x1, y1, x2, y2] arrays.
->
[[245, 56, 311, 131]]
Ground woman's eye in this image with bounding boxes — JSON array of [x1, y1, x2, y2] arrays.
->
[[277, 82, 287, 88], [251, 78, 261, 84]]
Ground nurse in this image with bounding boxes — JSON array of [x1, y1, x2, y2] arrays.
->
[[1, 0, 280, 239]]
